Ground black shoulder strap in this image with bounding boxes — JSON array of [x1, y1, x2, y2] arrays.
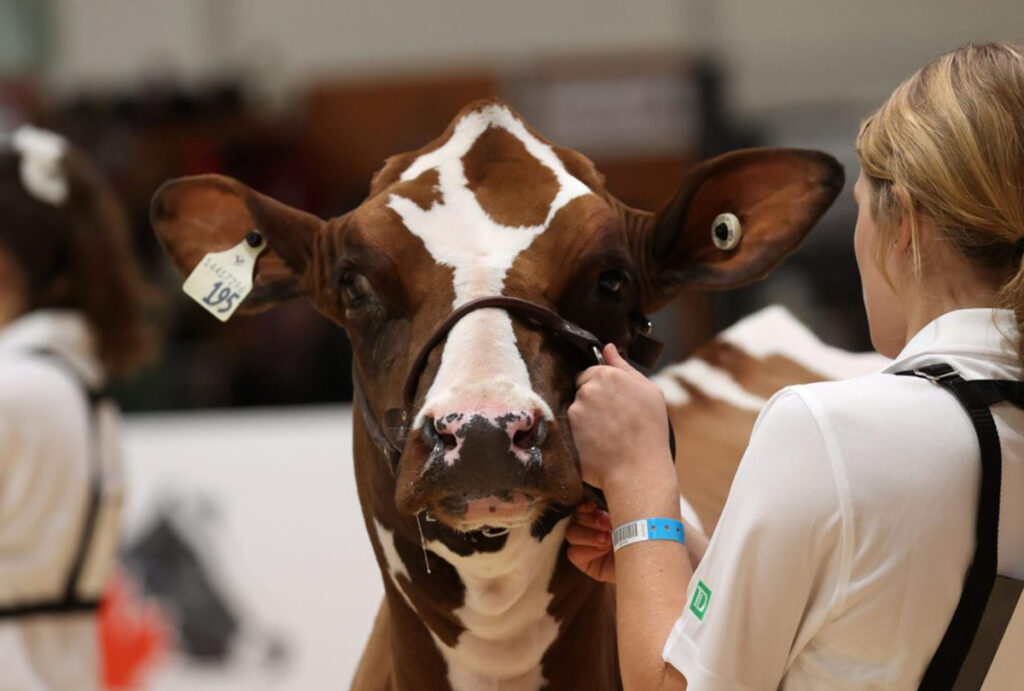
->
[[0, 349, 106, 619], [897, 363, 1023, 689]]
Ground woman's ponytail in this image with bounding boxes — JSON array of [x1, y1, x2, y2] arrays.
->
[[0, 133, 152, 375], [59, 148, 153, 374]]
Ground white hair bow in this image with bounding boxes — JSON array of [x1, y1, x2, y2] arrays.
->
[[9, 125, 69, 206]]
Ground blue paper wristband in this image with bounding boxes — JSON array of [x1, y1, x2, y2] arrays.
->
[[611, 518, 685, 552]]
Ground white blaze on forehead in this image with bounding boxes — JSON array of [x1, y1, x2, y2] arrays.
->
[[387, 105, 592, 430]]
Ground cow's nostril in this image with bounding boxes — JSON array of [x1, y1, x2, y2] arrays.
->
[[512, 418, 547, 450], [423, 417, 457, 452]]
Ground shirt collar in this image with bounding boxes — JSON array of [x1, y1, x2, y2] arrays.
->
[[0, 309, 104, 387], [883, 308, 1021, 374]]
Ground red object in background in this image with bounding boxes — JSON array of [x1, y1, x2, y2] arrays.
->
[[98, 570, 172, 690]]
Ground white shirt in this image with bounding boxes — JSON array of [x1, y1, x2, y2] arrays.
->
[[0, 311, 124, 691], [663, 308, 1024, 690]]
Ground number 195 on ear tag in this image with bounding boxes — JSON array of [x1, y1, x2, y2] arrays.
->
[[182, 231, 266, 322]]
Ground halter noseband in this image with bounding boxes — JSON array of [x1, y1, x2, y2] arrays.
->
[[352, 295, 664, 465]]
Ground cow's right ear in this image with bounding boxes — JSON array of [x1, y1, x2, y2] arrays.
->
[[151, 175, 324, 313]]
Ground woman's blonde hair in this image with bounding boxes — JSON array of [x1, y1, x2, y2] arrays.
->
[[856, 42, 1024, 357]]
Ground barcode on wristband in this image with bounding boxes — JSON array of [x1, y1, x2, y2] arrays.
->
[[612, 520, 649, 551]]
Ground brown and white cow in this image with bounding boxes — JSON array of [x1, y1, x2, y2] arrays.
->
[[150, 100, 844, 690]]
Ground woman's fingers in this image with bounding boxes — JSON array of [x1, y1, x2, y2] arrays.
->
[[575, 346, 637, 388], [602, 343, 635, 372], [566, 523, 612, 548], [573, 508, 612, 531], [567, 543, 604, 566], [575, 364, 603, 388], [567, 505, 616, 584], [567, 544, 616, 584]]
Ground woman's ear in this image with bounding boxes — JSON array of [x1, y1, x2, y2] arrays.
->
[[891, 184, 917, 258], [634, 148, 844, 312], [151, 175, 325, 313]]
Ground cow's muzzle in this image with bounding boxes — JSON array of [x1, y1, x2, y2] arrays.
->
[[352, 295, 665, 525], [356, 295, 662, 459], [394, 412, 574, 530]]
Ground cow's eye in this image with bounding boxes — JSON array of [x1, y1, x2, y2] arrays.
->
[[597, 269, 630, 298], [340, 272, 374, 308]]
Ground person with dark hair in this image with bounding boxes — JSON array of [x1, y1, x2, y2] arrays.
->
[[0, 126, 150, 690]]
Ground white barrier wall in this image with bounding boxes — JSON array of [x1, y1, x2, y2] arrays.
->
[[121, 405, 381, 690]]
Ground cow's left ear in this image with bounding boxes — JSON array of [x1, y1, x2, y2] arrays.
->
[[638, 148, 843, 311]]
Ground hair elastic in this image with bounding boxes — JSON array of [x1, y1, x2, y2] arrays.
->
[[9, 126, 68, 206]]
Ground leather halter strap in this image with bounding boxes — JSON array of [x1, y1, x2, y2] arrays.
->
[[355, 295, 664, 463]]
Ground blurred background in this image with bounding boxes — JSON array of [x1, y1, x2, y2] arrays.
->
[[1, 1, 1021, 688]]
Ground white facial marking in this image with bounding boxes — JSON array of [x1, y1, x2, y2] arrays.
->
[[381, 107, 595, 689], [387, 104, 592, 444], [424, 519, 568, 691]]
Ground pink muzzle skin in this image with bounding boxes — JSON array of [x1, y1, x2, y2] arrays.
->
[[429, 408, 547, 466], [461, 492, 535, 523]]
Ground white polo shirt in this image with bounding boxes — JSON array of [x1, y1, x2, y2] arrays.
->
[[0, 311, 124, 691], [663, 308, 1024, 690]]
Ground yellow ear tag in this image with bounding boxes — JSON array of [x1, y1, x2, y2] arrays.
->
[[182, 231, 267, 322]]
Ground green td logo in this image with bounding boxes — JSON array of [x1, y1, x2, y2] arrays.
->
[[690, 580, 712, 621]]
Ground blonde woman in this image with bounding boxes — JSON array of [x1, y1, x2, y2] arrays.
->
[[567, 43, 1024, 690], [0, 127, 149, 690]]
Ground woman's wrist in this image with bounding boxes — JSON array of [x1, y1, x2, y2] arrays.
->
[[601, 450, 680, 525]]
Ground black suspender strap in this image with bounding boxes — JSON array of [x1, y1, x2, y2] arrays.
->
[[897, 363, 1024, 689], [0, 350, 107, 619], [59, 383, 105, 608]]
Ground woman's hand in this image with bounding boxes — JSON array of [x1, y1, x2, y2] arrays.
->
[[569, 343, 674, 491], [566, 501, 616, 582], [569, 345, 691, 691]]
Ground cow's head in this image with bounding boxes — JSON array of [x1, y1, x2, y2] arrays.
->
[[152, 101, 841, 538]]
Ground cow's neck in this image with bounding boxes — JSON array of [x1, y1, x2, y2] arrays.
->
[[357, 427, 616, 690], [390, 523, 614, 690], [423, 521, 568, 689]]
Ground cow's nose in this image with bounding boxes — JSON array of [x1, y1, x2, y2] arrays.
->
[[421, 409, 548, 464], [508, 414, 547, 451]]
